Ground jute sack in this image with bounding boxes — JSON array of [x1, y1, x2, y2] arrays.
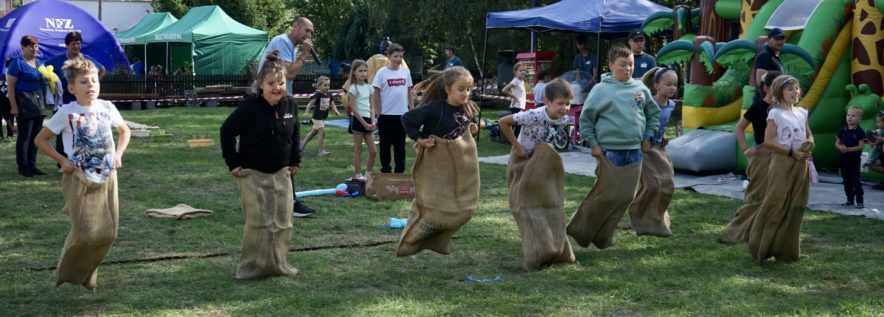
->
[[396, 135, 479, 256], [236, 168, 298, 279], [506, 143, 575, 271], [55, 170, 118, 290], [566, 156, 641, 249], [722, 146, 771, 243], [747, 142, 812, 262], [627, 144, 674, 237]]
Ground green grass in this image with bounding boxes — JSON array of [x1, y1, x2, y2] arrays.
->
[[1, 107, 882, 316]]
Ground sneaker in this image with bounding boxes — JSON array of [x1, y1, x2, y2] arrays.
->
[[840, 201, 854, 207], [319, 151, 331, 157], [293, 200, 315, 218], [856, 202, 864, 208]]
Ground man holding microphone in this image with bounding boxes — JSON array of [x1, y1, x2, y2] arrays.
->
[[257, 17, 317, 218]]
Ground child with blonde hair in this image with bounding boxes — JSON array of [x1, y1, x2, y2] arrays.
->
[[35, 57, 131, 289], [397, 66, 479, 256], [748, 75, 813, 262], [302, 75, 340, 156], [347, 60, 376, 179], [835, 105, 867, 208]]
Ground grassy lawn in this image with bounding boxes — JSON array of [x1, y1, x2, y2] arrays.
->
[[1, 106, 882, 316]]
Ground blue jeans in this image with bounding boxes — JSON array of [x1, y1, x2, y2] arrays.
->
[[603, 149, 643, 167]]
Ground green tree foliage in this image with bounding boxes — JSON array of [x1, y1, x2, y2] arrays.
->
[[151, 0, 291, 36]]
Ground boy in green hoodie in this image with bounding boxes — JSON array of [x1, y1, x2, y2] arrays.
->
[[566, 45, 660, 249]]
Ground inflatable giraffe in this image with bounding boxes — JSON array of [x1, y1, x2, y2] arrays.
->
[[852, 0, 884, 96]]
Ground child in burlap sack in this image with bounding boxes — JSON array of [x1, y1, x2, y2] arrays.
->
[[34, 57, 132, 290], [397, 67, 480, 256], [566, 46, 660, 249], [747, 75, 814, 262], [220, 50, 302, 279], [722, 71, 781, 243], [628, 67, 679, 238], [499, 78, 576, 271]]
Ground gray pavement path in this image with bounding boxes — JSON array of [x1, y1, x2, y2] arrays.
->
[[479, 147, 884, 221]]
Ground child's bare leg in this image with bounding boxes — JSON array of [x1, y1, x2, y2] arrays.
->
[[317, 127, 326, 153], [353, 134, 363, 175], [365, 134, 377, 173], [302, 128, 318, 149]]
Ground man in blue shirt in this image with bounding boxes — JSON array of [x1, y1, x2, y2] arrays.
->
[[257, 17, 318, 218], [628, 29, 656, 78], [572, 35, 598, 92], [442, 45, 463, 70]]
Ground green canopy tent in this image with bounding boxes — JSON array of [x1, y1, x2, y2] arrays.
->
[[115, 12, 178, 69], [135, 5, 268, 75]]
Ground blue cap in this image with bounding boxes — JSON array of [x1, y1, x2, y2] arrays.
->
[[768, 28, 785, 39], [629, 29, 645, 40]]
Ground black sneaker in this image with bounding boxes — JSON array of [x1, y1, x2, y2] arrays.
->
[[293, 200, 315, 218], [840, 201, 854, 207], [31, 168, 46, 176]]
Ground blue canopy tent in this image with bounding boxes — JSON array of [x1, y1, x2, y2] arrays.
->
[[0, 0, 130, 75]]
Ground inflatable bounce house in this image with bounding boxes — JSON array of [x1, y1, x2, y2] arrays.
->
[[644, 0, 884, 179]]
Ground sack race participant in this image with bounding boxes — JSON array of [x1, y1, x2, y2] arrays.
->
[[499, 79, 576, 271], [566, 46, 660, 249], [722, 71, 780, 243], [34, 57, 131, 290], [220, 51, 302, 278], [397, 67, 480, 256], [628, 67, 680, 237], [746, 75, 813, 262]]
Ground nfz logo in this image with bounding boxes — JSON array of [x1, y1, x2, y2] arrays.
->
[[44, 18, 74, 29]]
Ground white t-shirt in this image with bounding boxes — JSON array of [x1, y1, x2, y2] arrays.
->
[[767, 106, 808, 149], [509, 77, 526, 109], [533, 82, 547, 104], [348, 83, 372, 116], [372, 66, 413, 115], [512, 106, 569, 152], [258, 34, 299, 94], [45, 99, 126, 183]]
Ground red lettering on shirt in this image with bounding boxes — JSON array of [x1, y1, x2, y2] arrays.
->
[[387, 78, 407, 87]]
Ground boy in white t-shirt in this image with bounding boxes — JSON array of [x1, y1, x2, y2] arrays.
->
[[34, 57, 131, 290], [370, 43, 413, 173]]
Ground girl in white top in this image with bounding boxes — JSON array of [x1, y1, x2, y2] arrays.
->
[[502, 63, 527, 113], [750, 75, 814, 262], [347, 60, 376, 179]]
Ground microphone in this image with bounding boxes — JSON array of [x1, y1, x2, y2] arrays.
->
[[309, 47, 322, 65]]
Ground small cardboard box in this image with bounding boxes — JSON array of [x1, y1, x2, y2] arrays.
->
[[365, 173, 414, 200]]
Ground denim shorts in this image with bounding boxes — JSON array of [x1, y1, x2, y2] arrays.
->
[[603, 148, 643, 167]]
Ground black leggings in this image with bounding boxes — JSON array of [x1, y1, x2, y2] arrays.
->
[[15, 116, 43, 173], [377, 114, 406, 173]]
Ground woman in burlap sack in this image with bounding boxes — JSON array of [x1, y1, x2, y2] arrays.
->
[[566, 46, 660, 249], [499, 78, 576, 271], [721, 71, 781, 243], [627, 67, 680, 237], [34, 57, 131, 290], [397, 67, 479, 256], [220, 51, 302, 279], [747, 75, 813, 262]]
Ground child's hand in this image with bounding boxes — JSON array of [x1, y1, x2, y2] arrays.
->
[[642, 140, 651, 152], [289, 166, 300, 175], [744, 147, 756, 157], [591, 146, 602, 158], [416, 138, 436, 149], [60, 159, 77, 174], [112, 155, 124, 170], [513, 144, 529, 159], [792, 150, 809, 161], [836, 144, 847, 153], [335, 111, 341, 116], [230, 167, 243, 177], [469, 122, 478, 135], [662, 137, 669, 147]]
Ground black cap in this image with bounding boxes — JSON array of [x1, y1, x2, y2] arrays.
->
[[629, 29, 645, 40], [767, 28, 785, 39], [444, 45, 455, 51]]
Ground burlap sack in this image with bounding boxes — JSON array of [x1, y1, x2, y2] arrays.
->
[[627, 144, 674, 237], [55, 170, 119, 290], [396, 135, 479, 256], [722, 146, 771, 243], [236, 168, 298, 279], [506, 143, 575, 271], [747, 143, 811, 262], [566, 156, 641, 249]]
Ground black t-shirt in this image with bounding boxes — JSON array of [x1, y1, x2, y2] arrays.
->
[[753, 45, 784, 102], [311, 92, 334, 120], [401, 100, 471, 140], [837, 126, 866, 160], [743, 99, 770, 145]]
